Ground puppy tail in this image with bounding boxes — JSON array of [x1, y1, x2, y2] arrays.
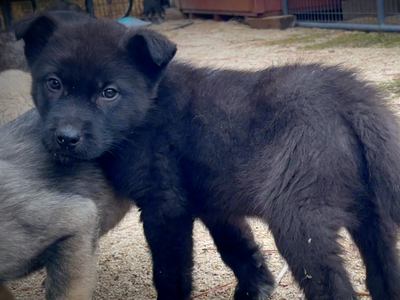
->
[[349, 93, 400, 225]]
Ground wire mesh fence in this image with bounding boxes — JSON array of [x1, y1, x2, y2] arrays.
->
[[284, 0, 400, 31], [287, 0, 343, 22], [1, 0, 143, 30], [92, 0, 142, 19]]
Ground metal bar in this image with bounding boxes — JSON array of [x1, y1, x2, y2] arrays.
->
[[85, 0, 95, 18], [296, 21, 400, 32], [356, 0, 361, 24], [281, 0, 288, 15], [1, 0, 13, 28], [30, 0, 36, 12], [121, 0, 133, 18], [376, 0, 385, 26]]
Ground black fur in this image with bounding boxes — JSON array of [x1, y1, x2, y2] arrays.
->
[[142, 0, 170, 24], [16, 14, 400, 300]]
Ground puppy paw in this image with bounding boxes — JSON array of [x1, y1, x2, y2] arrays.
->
[[234, 282, 275, 300]]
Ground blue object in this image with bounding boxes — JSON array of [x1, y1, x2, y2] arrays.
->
[[118, 17, 151, 28]]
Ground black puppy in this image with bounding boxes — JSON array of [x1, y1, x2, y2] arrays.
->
[[16, 13, 400, 300], [142, 0, 169, 23]]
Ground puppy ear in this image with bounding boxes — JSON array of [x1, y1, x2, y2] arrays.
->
[[14, 14, 57, 68], [126, 28, 177, 79]]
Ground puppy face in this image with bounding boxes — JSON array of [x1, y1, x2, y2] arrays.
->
[[15, 13, 176, 163]]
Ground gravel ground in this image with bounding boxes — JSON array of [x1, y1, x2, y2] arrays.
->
[[7, 18, 400, 300]]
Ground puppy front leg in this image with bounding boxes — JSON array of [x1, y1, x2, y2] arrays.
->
[[140, 198, 194, 300], [0, 283, 15, 300], [45, 232, 99, 300], [44, 200, 99, 300]]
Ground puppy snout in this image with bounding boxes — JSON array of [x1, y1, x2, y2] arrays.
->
[[55, 126, 82, 149]]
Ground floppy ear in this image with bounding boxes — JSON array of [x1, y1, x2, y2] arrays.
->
[[126, 28, 177, 79], [14, 14, 57, 68]]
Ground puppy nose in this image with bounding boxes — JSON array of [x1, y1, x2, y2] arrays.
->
[[55, 127, 81, 149]]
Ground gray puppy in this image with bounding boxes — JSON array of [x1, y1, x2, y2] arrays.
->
[[0, 108, 131, 300]]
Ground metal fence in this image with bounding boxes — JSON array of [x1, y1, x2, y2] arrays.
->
[[1, 0, 142, 30], [90, 0, 141, 19], [282, 0, 400, 32]]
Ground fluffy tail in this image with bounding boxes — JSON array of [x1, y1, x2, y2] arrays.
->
[[348, 92, 400, 225]]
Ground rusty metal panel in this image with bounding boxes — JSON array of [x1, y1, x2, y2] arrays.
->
[[264, 0, 281, 12], [179, 0, 252, 12], [179, 0, 281, 14]]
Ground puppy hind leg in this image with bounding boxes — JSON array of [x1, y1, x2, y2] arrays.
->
[[348, 198, 400, 300], [268, 203, 356, 300], [200, 215, 275, 300]]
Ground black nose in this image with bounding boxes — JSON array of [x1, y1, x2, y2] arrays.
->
[[55, 127, 81, 149]]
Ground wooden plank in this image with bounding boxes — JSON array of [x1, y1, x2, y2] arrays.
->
[[245, 15, 296, 30]]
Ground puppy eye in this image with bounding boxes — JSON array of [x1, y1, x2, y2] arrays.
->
[[47, 78, 61, 91], [101, 88, 119, 100]]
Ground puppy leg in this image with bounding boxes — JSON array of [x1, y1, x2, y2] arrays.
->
[[140, 201, 194, 300], [160, 9, 166, 21], [44, 200, 99, 300], [200, 215, 275, 300], [156, 12, 163, 23], [0, 283, 15, 300], [268, 203, 356, 300], [348, 197, 400, 300], [150, 10, 160, 24], [45, 236, 98, 300]]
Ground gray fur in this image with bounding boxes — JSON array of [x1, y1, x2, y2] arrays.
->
[[0, 108, 131, 300]]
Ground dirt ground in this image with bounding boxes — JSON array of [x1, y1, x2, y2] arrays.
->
[[8, 19, 400, 300]]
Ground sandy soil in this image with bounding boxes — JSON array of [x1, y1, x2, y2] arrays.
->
[[8, 19, 400, 300]]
